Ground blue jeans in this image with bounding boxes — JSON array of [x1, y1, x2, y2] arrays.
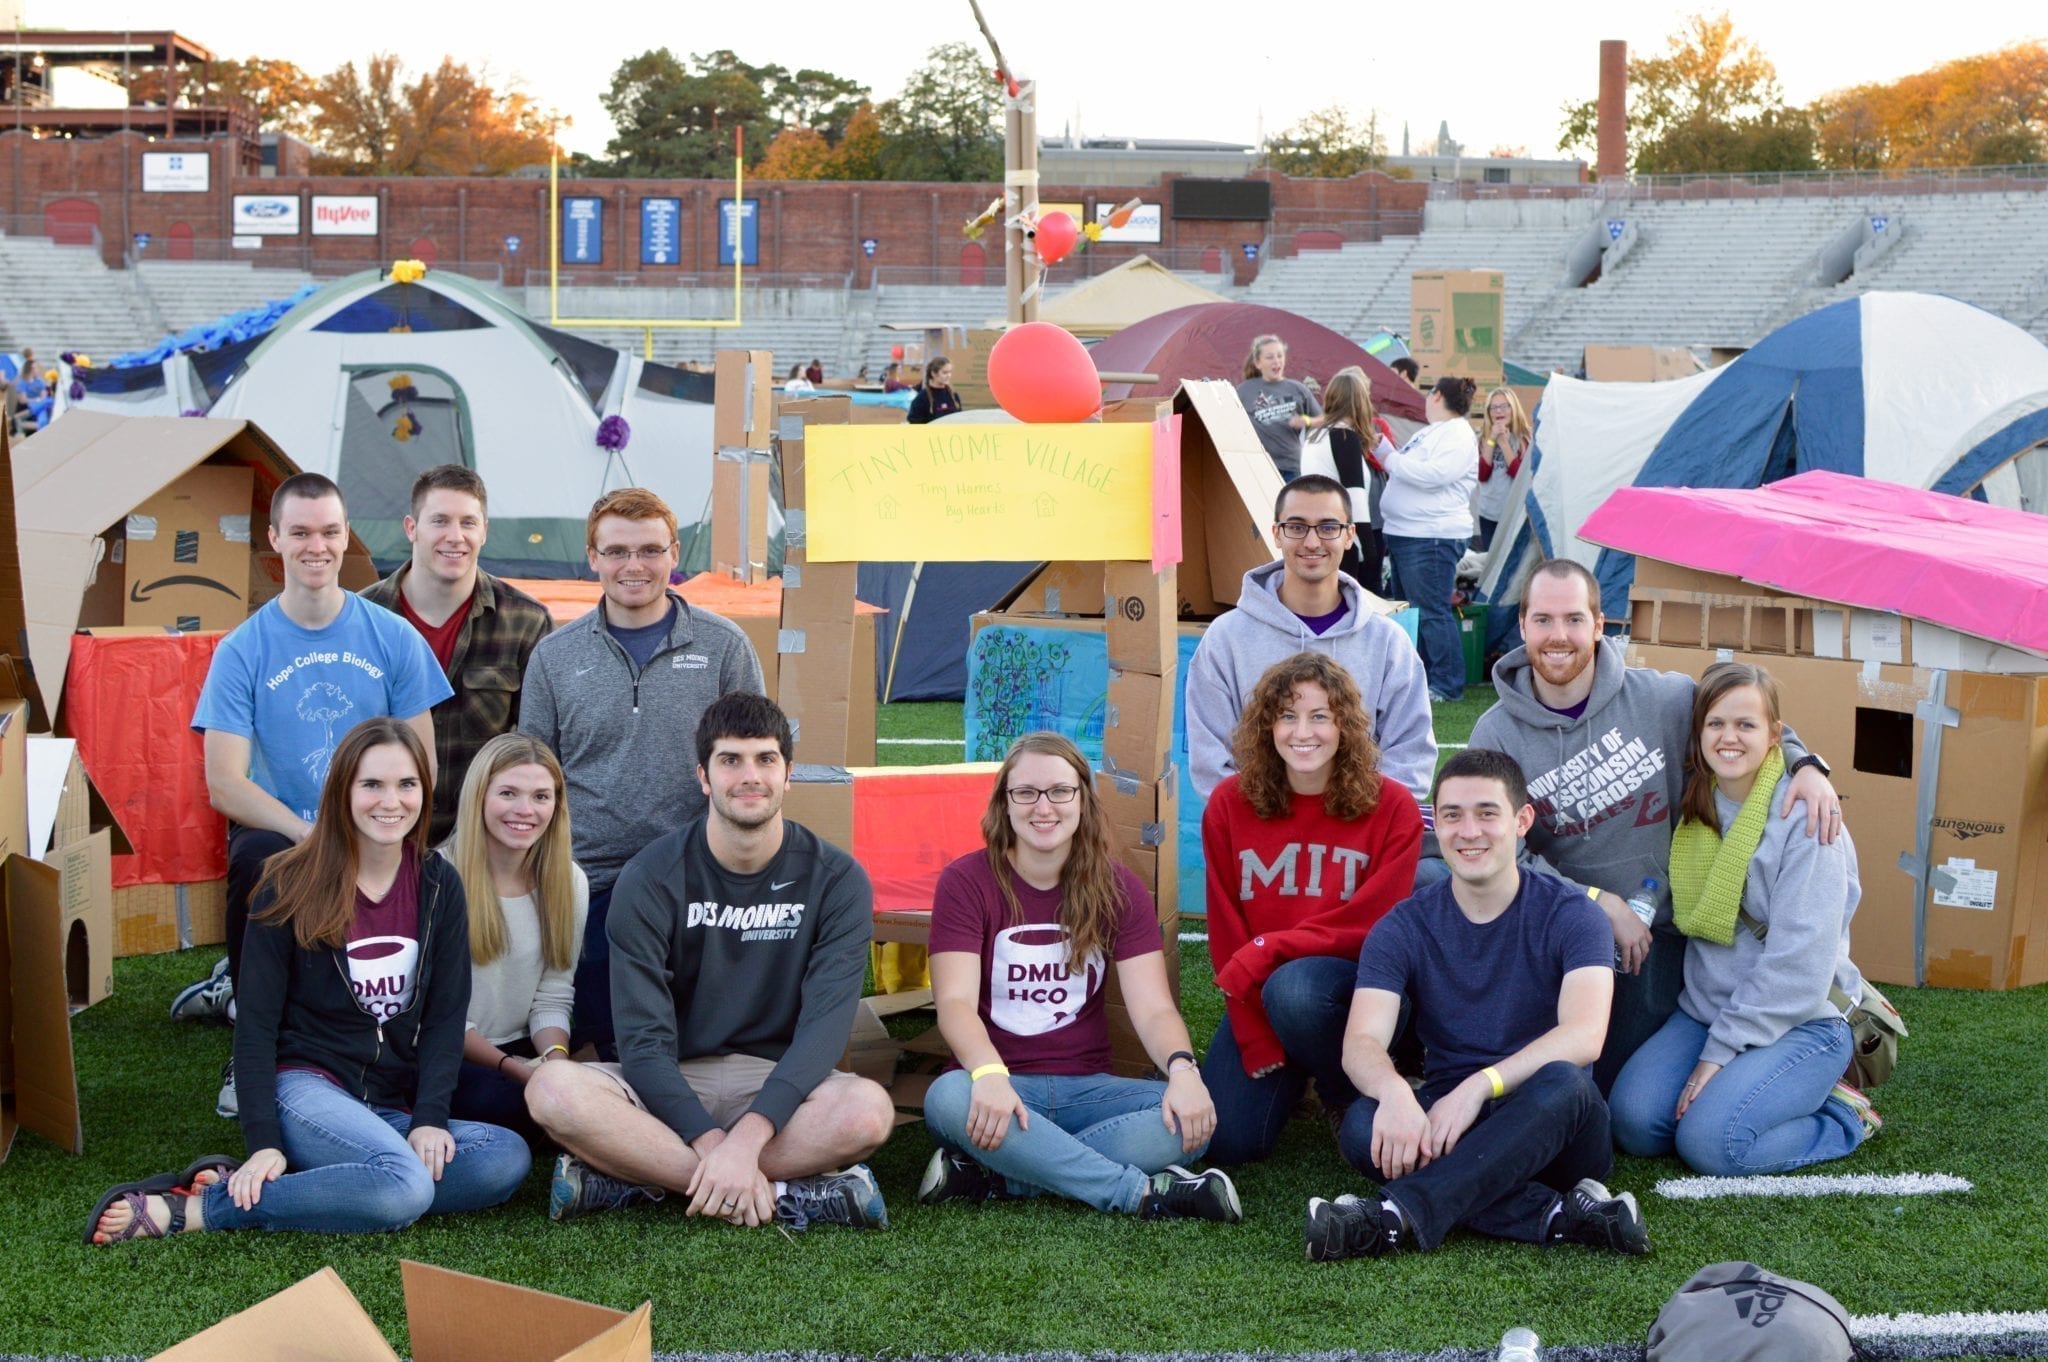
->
[[1594, 927, 1687, 1095], [924, 1069, 1197, 1213], [1202, 956, 1397, 1166], [574, 884, 616, 1057], [200, 1070, 530, 1233], [1611, 1011, 1864, 1175], [1385, 533, 1465, 700], [1336, 1061, 1611, 1250]]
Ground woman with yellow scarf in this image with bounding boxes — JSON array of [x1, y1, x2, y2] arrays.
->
[[1607, 662, 1880, 1174]]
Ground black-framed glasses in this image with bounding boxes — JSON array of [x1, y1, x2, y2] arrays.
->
[[594, 544, 676, 563], [1007, 784, 1080, 806], [1276, 519, 1351, 541]]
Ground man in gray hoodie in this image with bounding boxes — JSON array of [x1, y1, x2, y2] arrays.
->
[[1467, 560, 1841, 1091], [1186, 475, 1437, 810], [520, 487, 765, 1056]]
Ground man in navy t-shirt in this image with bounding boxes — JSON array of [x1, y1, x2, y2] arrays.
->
[[1304, 749, 1651, 1261]]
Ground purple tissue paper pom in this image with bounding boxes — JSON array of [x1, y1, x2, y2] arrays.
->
[[59, 351, 77, 365], [596, 414, 631, 452], [669, 569, 686, 585], [68, 380, 85, 401], [181, 408, 205, 417]]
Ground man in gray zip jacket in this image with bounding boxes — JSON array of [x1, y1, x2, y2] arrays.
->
[[1467, 559, 1841, 1092], [520, 488, 765, 1054]]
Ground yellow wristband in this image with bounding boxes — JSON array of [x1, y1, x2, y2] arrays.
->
[[542, 1044, 569, 1060], [969, 1062, 1010, 1082], [1482, 1065, 1506, 1099], [1586, 884, 1601, 901]]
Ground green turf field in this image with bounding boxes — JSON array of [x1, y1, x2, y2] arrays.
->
[[4, 693, 2042, 1358]]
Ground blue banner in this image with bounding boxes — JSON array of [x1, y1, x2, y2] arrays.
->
[[641, 197, 681, 266], [718, 197, 759, 267], [561, 196, 603, 265]]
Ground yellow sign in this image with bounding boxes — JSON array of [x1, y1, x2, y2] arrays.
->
[[805, 423, 1153, 562]]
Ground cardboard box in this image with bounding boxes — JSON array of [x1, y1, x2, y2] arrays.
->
[[1104, 666, 1176, 783], [710, 349, 775, 582], [784, 764, 854, 853], [153, 1259, 651, 1361], [1581, 344, 1704, 382], [1410, 270, 1505, 388], [1, 852, 82, 1161], [114, 877, 227, 958], [101, 464, 254, 632], [1105, 561, 1177, 677], [775, 398, 878, 765], [1094, 764, 1178, 863], [1626, 641, 2048, 991], [0, 696, 25, 865], [27, 737, 133, 1008], [11, 411, 378, 729]]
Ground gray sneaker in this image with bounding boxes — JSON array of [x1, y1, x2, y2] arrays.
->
[[548, 1153, 664, 1221], [1138, 1164, 1242, 1223], [776, 1164, 889, 1230], [214, 1058, 238, 1119], [171, 956, 234, 1023]]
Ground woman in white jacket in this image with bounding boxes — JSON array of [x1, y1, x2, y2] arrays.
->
[[1380, 376, 1478, 701]]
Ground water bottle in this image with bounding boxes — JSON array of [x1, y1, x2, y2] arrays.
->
[[1613, 877, 1660, 970], [1497, 1327, 1541, 1361]]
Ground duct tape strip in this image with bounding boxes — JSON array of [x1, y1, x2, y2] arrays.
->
[[219, 515, 251, 544], [784, 562, 802, 589], [742, 362, 756, 437], [175, 883, 193, 951], [791, 763, 853, 786], [1043, 587, 1061, 613], [784, 508, 806, 549], [1111, 769, 1140, 796], [779, 629, 807, 654], [1895, 668, 1959, 986], [779, 414, 806, 442], [1104, 701, 1120, 728], [125, 514, 159, 541], [1140, 821, 1165, 847], [1714, 648, 1734, 662], [716, 445, 753, 463], [1005, 169, 1040, 186]]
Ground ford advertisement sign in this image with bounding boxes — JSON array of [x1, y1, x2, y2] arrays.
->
[[231, 194, 302, 236]]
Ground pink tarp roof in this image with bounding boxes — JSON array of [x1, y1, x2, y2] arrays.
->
[[1579, 471, 2048, 657]]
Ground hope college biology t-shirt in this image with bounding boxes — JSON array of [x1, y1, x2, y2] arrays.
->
[[928, 852, 1161, 1075]]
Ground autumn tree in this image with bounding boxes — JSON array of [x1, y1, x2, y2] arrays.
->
[[831, 102, 886, 180], [1268, 105, 1387, 178], [126, 56, 320, 139], [875, 42, 1003, 182], [1812, 42, 2048, 170], [310, 55, 552, 175], [754, 126, 837, 180], [1560, 12, 1817, 174]]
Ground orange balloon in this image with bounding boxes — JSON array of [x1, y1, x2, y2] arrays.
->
[[1034, 210, 1080, 265], [986, 322, 1100, 423]]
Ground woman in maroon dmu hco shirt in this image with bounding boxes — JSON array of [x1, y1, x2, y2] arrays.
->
[[87, 718, 529, 1244], [1199, 651, 1423, 1167]]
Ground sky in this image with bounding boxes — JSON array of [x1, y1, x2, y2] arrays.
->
[[18, 1, 2045, 161]]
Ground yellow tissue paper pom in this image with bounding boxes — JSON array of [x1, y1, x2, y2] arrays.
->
[[390, 259, 426, 283]]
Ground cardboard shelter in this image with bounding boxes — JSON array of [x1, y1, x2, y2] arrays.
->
[[1581, 344, 1706, 382], [1410, 269, 1505, 388], [1584, 473, 2048, 990], [153, 1259, 651, 1361], [1030, 255, 1230, 338], [11, 410, 379, 730], [27, 736, 133, 1008]]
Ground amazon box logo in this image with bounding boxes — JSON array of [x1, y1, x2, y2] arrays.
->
[[111, 466, 255, 632]]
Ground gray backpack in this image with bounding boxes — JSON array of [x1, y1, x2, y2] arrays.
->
[[1647, 1262, 1863, 1361]]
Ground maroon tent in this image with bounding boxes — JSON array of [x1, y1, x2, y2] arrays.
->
[[1089, 302, 1425, 421]]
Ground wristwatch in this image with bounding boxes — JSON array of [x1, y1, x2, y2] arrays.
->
[[1789, 752, 1832, 778]]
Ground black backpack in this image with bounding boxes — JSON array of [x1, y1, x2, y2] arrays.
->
[[1648, 1262, 1864, 1361]]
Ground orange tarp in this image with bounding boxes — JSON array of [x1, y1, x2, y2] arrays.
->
[[506, 572, 883, 626], [852, 764, 1001, 915]]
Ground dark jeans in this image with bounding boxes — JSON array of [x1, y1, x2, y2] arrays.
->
[[1202, 957, 1415, 1166], [1475, 517, 1499, 551], [225, 824, 296, 988], [450, 1036, 543, 1144], [1336, 1060, 1611, 1250], [1385, 533, 1465, 700], [1594, 926, 1686, 1095], [571, 883, 617, 1058], [1343, 527, 1387, 599]]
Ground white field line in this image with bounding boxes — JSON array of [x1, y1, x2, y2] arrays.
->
[[1853, 1307, 2048, 1338], [1178, 932, 1208, 942], [1656, 1171, 1973, 1199], [875, 737, 965, 745]]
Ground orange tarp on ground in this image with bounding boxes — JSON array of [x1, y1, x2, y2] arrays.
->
[[66, 632, 227, 887], [506, 572, 883, 625]]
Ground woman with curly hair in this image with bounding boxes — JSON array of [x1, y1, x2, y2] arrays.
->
[[1198, 652, 1424, 1165], [917, 733, 1241, 1221]]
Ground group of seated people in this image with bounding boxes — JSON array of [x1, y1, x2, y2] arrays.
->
[[85, 464, 1881, 1263]]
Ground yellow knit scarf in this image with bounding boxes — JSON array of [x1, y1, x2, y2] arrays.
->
[[1669, 746, 1784, 946]]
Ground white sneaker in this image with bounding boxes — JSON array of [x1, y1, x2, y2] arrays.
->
[[215, 1058, 238, 1119]]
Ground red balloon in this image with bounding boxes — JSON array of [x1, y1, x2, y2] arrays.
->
[[985, 322, 1100, 423], [1034, 210, 1079, 265], [890, 344, 905, 361]]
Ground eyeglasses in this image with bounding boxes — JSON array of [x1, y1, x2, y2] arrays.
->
[[594, 545, 675, 563], [1275, 520, 1351, 541], [1006, 784, 1080, 806]]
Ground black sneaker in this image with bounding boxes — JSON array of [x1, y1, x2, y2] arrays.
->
[[776, 1164, 888, 1231], [917, 1148, 1005, 1205], [1551, 1177, 1650, 1255], [547, 1153, 664, 1221], [1305, 1194, 1404, 1261], [1138, 1164, 1242, 1223]]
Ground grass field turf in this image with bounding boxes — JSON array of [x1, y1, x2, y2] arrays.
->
[[3, 695, 2043, 1358]]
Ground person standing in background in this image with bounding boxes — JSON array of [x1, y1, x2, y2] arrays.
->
[[1236, 335, 1323, 479]]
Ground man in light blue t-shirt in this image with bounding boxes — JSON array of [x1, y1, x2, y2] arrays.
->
[[178, 472, 449, 1112]]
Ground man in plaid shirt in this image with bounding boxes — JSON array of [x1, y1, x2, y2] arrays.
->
[[360, 465, 556, 841]]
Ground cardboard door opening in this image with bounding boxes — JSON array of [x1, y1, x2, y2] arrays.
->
[[1853, 706, 1914, 779], [65, 920, 88, 1012]]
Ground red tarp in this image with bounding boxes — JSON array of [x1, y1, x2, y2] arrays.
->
[[66, 632, 226, 887], [852, 766, 999, 914]]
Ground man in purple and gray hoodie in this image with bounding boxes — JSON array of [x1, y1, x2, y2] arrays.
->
[[1467, 559, 1843, 1092]]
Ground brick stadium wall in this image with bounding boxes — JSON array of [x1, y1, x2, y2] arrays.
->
[[0, 130, 1428, 281]]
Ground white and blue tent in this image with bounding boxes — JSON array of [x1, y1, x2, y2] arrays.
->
[[1484, 292, 2048, 616]]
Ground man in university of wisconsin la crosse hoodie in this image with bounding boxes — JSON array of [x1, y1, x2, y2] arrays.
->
[[1186, 559, 1437, 810]]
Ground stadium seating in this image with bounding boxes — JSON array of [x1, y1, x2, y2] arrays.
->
[[0, 229, 162, 360], [134, 259, 320, 335]]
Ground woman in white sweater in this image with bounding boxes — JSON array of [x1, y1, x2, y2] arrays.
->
[[1380, 375, 1478, 701], [442, 733, 589, 1140]]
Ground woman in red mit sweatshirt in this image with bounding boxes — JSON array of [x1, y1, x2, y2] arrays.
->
[[1198, 651, 1423, 1165]]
